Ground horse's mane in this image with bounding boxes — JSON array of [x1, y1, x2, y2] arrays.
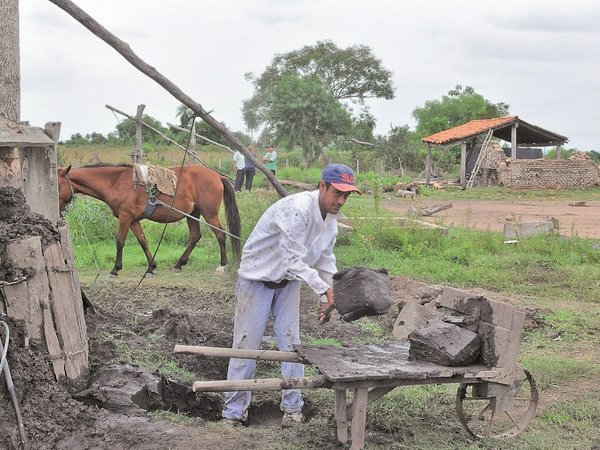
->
[[80, 163, 132, 168]]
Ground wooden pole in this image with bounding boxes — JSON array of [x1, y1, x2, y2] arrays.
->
[[426, 144, 432, 184], [48, 0, 288, 197], [187, 124, 196, 165], [133, 104, 145, 164], [105, 105, 226, 176], [174, 344, 301, 362], [460, 141, 467, 186], [511, 123, 518, 159], [192, 376, 328, 393]]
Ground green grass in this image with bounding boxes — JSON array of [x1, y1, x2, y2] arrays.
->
[[101, 331, 197, 383], [149, 410, 197, 426], [304, 337, 342, 347]]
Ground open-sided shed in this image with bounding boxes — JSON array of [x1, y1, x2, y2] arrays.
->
[[421, 116, 569, 186]]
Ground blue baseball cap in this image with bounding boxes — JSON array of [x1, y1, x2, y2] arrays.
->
[[321, 164, 361, 194]]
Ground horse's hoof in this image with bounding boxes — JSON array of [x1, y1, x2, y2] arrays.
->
[[172, 268, 182, 274], [107, 274, 118, 282], [214, 265, 226, 276], [144, 272, 154, 279]]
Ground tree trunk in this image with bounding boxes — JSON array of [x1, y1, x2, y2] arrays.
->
[[0, 0, 20, 121]]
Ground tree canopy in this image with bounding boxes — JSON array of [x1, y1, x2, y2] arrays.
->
[[242, 40, 394, 163], [412, 85, 510, 138], [266, 74, 352, 165]]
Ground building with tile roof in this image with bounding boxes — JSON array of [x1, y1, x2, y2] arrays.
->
[[421, 116, 568, 187]]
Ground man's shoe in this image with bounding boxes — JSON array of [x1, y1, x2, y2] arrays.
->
[[281, 411, 303, 428], [222, 418, 243, 427]]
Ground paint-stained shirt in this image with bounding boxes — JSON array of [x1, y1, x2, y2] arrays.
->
[[238, 190, 339, 295]]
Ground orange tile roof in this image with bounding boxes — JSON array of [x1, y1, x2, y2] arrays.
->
[[422, 116, 518, 145]]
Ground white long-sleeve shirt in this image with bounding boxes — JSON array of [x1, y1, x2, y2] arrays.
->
[[238, 190, 339, 295]]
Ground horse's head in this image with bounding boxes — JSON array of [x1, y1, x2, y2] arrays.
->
[[57, 165, 73, 213]]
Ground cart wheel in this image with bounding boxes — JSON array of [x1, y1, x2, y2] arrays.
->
[[456, 368, 538, 439]]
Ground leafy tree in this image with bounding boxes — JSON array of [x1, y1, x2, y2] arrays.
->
[[115, 114, 167, 147], [376, 125, 424, 171], [64, 133, 89, 145], [413, 85, 510, 138], [243, 41, 393, 164], [349, 110, 377, 143], [175, 104, 230, 146], [87, 132, 107, 145], [265, 74, 352, 166]]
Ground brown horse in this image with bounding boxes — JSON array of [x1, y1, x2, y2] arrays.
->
[[57, 164, 241, 277]]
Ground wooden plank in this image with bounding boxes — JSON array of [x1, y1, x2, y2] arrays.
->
[[350, 388, 368, 450], [346, 386, 395, 420], [296, 342, 493, 383], [4, 236, 47, 347], [394, 217, 448, 234], [421, 202, 453, 217], [335, 389, 348, 443], [43, 308, 65, 379], [24, 270, 48, 345], [2, 281, 29, 324], [191, 376, 328, 393], [43, 240, 88, 380], [5, 235, 45, 271], [174, 345, 301, 362]]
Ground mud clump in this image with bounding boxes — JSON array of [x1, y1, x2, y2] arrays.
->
[[0, 187, 59, 248], [0, 187, 59, 281]]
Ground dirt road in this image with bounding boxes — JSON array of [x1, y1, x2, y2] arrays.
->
[[383, 199, 600, 239]]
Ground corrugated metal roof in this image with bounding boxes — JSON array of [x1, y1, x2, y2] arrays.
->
[[422, 116, 517, 145]]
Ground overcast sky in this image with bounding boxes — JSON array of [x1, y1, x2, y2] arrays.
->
[[19, 0, 600, 150]]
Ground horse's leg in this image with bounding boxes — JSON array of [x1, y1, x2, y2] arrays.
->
[[130, 221, 157, 276], [204, 214, 228, 274], [173, 211, 202, 272], [111, 217, 132, 277]]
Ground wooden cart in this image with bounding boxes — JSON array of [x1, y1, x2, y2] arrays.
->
[[176, 290, 538, 449]]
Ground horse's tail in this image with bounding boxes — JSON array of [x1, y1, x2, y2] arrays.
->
[[221, 176, 241, 261]]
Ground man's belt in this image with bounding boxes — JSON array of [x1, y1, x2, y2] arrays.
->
[[262, 279, 289, 290]]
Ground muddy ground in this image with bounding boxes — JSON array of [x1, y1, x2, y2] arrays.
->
[[0, 272, 443, 450]]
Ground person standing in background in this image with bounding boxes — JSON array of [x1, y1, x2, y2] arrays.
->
[[232, 149, 246, 192], [244, 145, 256, 191], [263, 145, 278, 175]]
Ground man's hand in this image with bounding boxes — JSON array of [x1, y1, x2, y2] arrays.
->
[[318, 288, 335, 323]]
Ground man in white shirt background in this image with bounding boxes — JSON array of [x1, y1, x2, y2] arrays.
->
[[222, 163, 360, 428], [232, 148, 246, 192]]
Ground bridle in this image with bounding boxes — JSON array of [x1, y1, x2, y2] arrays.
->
[[62, 174, 77, 214]]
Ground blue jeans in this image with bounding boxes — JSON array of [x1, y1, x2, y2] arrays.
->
[[222, 277, 304, 420]]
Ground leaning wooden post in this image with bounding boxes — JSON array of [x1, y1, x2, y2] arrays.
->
[[49, 0, 289, 197], [133, 104, 145, 164]]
